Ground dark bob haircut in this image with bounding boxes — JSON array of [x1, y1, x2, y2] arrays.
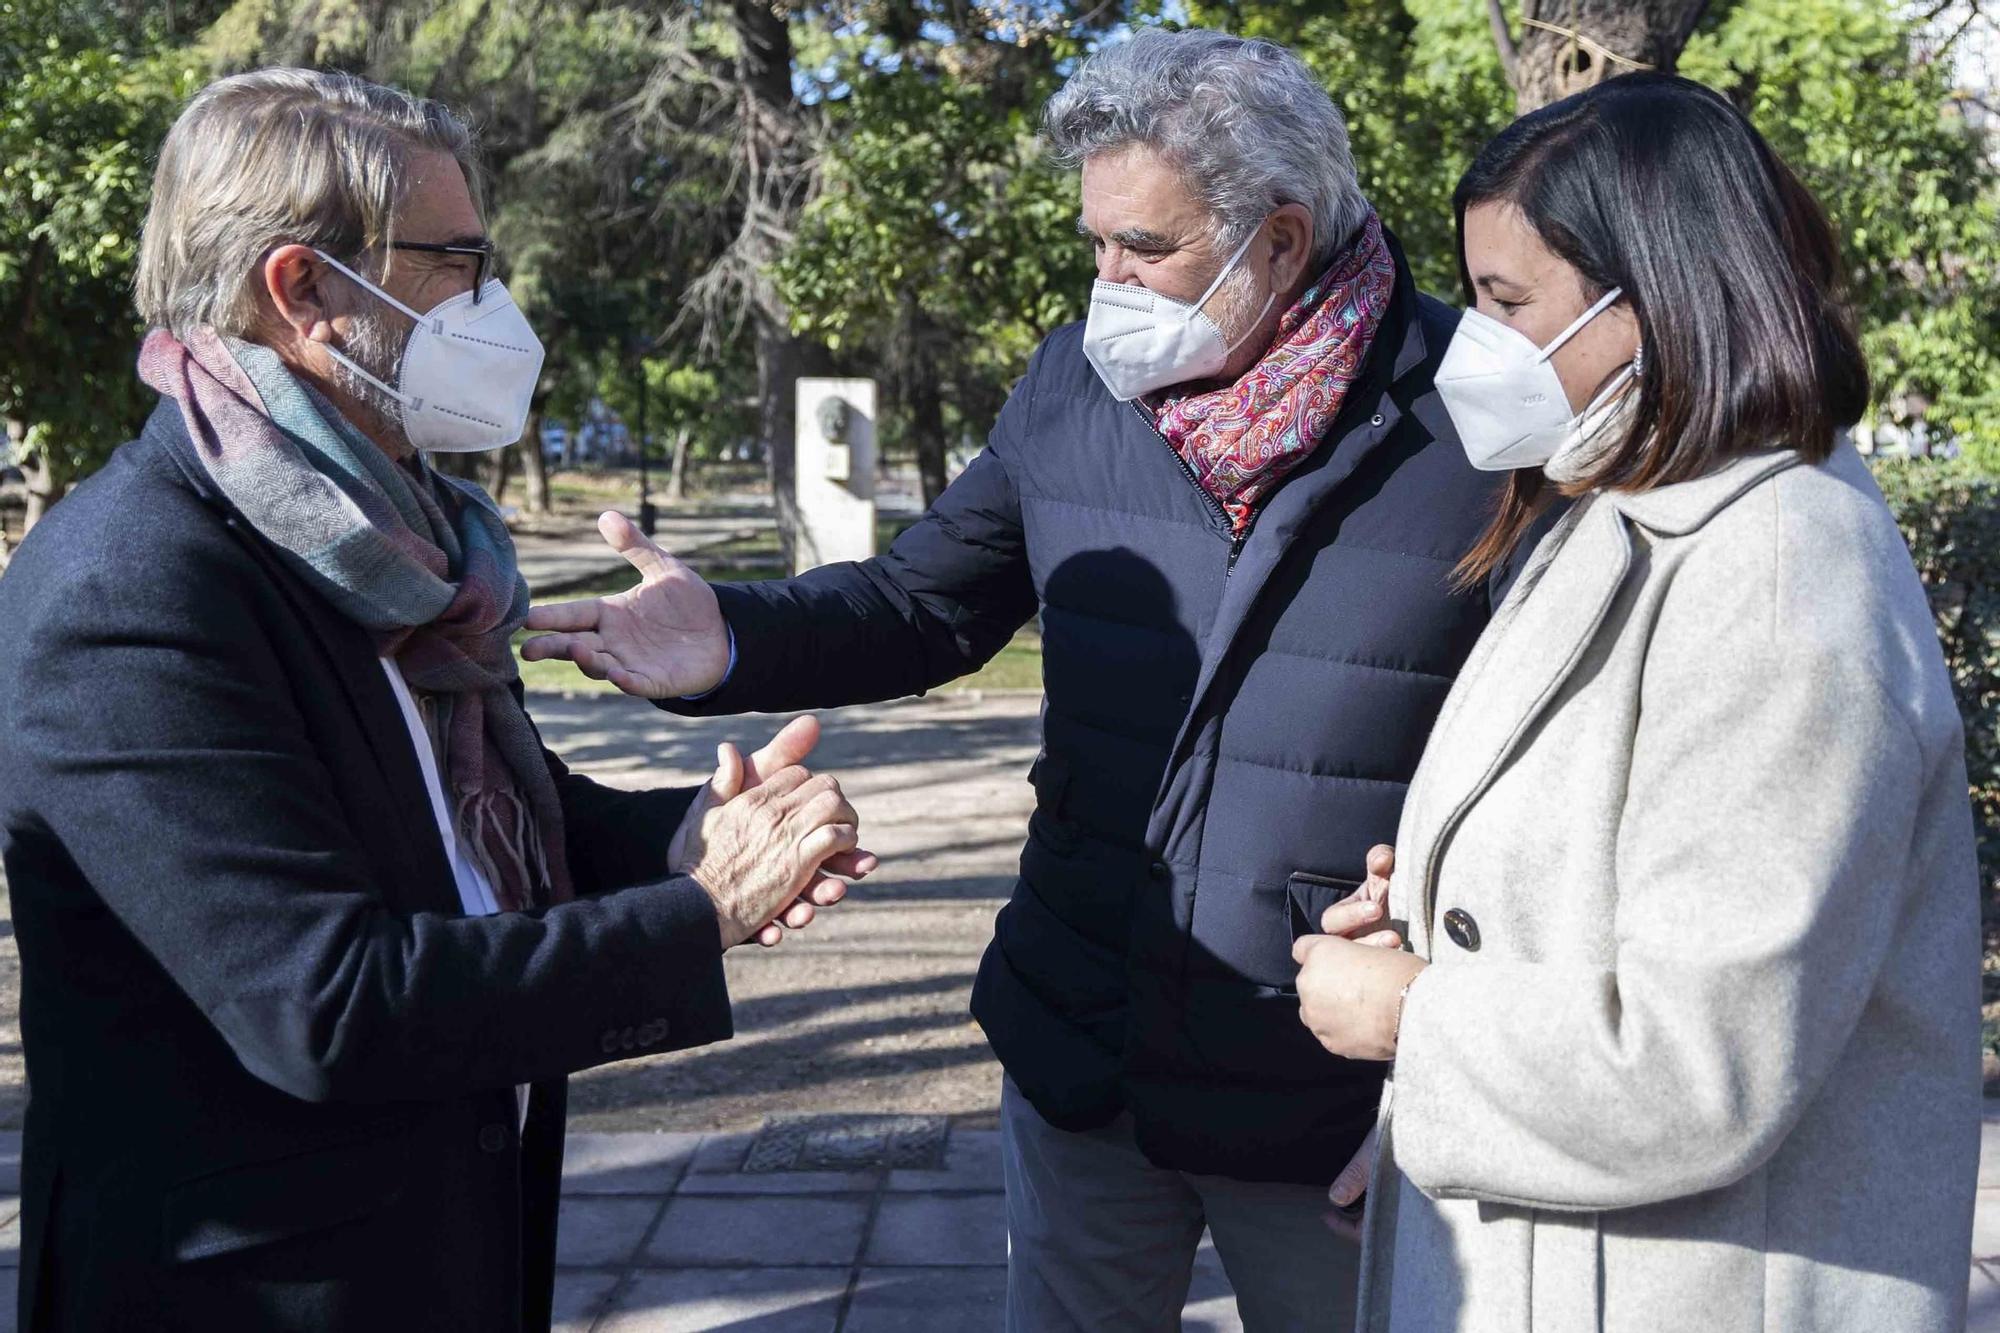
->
[[1453, 73, 1869, 586]]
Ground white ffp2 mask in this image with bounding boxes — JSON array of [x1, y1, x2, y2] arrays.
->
[[313, 249, 545, 454], [1435, 286, 1637, 472], [1081, 228, 1276, 402]]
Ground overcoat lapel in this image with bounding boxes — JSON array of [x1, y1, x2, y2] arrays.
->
[[1399, 494, 1633, 953], [144, 404, 463, 917]]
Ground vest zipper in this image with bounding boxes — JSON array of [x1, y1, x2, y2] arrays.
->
[[1129, 400, 1245, 571]]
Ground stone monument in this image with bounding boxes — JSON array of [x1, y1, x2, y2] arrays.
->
[[793, 378, 878, 574]]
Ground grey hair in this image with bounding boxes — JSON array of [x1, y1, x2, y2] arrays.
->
[[1042, 28, 1368, 270], [136, 67, 483, 339]]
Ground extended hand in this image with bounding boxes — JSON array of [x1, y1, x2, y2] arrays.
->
[[521, 511, 731, 699], [669, 716, 879, 947]]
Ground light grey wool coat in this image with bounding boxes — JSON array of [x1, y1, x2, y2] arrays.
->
[[1356, 441, 1983, 1332]]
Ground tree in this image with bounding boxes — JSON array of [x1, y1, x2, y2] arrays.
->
[[1489, 0, 1712, 111], [0, 1, 211, 530], [775, 34, 1098, 505]]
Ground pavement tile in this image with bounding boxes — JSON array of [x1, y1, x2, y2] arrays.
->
[[0, 1136, 19, 1196], [1983, 1105, 2000, 1189], [552, 1270, 623, 1333], [646, 1195, 870, 1268], [843, 1266, 1006, 1331], [1978, 1190, 2000, 1262], [1971, 1261, 2000, 1333], [687, 1131, 755, 1175], [885, 1130, 1002, 1193], [564, 1133, 703, 1196], [0, 1197, 18, 1271], [557, 1197, 667, 1269], [864, 1193, 1006, 1267], [0, 1270, 14, 1333], [1181, 1235, 1245, 1333], [594, 1267, 846, 1333], [676, 1169, 879, 1196]]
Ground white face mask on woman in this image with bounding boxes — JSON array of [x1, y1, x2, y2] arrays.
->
[[313, 250, 545, 454], [1435, 285, 1639, 472], [1081, 227, 1278, 402]]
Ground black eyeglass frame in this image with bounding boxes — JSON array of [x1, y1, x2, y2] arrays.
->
[[387, 239, 498, 304]]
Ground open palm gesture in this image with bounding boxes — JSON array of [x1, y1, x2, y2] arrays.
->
[[521, 511, 733, 699]]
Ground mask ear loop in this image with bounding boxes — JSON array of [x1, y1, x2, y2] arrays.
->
[[1196, 222, 1278, 357], [1532, 285, 1625, 365], [310, 249, 422, 410]]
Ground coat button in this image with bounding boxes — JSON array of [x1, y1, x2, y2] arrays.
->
[[1441, 908, 1481, 952], [1371, 413, 1385, 427], [1149, 860, 1170, 882], [601, 1030, 619, 1054], [478, 1123, 508, 1154]]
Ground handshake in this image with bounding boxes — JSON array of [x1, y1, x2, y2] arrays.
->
[[663, 714, 877, 950]]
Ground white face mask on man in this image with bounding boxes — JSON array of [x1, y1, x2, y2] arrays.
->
[[313, 250, 545, 454], [1434, 285, 1640, 473], [1081, 226, 1278, 402]]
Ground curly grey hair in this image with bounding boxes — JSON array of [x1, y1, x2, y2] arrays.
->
[[1042, 28, 1369, 271]]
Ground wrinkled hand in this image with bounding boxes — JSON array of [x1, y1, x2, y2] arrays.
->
[[520, 511, 731, 699], [683, 720, 878, 950], [668, 716, 879, 946]]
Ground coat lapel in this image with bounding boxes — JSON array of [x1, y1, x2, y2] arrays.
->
[[145, 406, 462, 917], [1401, 494, 1634, 950], [1152, 246, 1435, 813]]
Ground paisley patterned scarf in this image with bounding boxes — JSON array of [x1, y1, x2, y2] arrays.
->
[[138, 327, 572, 911], [1158, 212, 1396, 534]]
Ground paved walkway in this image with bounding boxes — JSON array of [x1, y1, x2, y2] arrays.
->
[[514, 505, 770, 596]]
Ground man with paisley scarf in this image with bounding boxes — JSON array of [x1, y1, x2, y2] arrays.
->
[[525, 28, 1527, 1333]]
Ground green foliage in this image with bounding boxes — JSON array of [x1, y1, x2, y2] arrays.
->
[[0, 0, 195, 490], [1683, 0, 2000, 469], [776, 26, 1103, 460], [1872, 456, 2000, 924]]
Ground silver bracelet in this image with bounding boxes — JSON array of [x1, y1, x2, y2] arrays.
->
[[1391, 976, 1417, 1054]]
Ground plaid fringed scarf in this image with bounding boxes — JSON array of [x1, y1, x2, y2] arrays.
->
[[1157, 212, 1396, 534], [139, 327, 572, 911]]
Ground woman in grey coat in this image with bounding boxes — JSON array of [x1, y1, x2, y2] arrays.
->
[[1292, 75, 1983, 1331]]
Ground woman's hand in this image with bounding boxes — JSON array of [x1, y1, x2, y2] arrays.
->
[[1294, 934, 1427, 1061], [1294, 846, 1425, 1061]]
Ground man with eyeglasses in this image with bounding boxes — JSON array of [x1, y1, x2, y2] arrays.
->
[[0, 68, 875, 1333]]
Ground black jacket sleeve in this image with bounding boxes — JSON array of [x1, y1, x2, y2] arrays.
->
[[527, 683, 700, 895], [664, 348, 1043, 717], [13, 524, 732, 1107]]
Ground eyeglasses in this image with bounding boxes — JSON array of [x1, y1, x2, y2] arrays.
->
[[388, 238, 499, 304]]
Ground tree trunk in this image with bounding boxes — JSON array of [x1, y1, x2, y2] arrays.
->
[[757, 325, 834, 561], [732, 0, 827, 567], [909, 356, 949, 508], [1494, 0, 1712, 112], [668, 426, 691, 502], [487, 439, 518, 508], [22, 450, 62, 532], [521, 410, 551, 514]]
